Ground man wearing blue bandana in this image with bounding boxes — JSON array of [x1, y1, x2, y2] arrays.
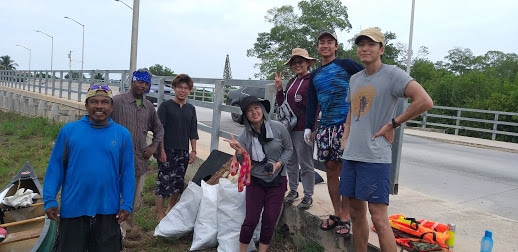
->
[[111, 69, 165, 238]]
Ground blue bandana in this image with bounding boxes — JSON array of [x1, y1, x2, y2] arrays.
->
[[132, 71, 151, 84]]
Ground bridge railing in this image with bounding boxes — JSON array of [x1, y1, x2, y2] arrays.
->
[[1, 69, 517, 144]]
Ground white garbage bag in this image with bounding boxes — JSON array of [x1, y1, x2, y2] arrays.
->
[[154, 181, 203, 238], [190, 181, 219, 251], [216, 178, 255, 252]]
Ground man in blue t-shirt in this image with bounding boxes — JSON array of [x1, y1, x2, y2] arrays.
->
[[305, 30, 363, 237]]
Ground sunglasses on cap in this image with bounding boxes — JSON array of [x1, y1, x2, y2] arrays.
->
[[318, 29, 337, 40], [88, 84, 112, 92], [319, 29, 336, 34]]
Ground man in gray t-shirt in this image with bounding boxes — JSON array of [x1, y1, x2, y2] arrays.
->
[[340, 28, 433, 251]]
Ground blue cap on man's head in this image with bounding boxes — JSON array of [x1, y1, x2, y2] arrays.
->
[[132, 69, 151, 84]]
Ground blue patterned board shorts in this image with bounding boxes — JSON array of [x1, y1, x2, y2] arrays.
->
[[155, 149, 189, 198], [315, 124, 344, 162]]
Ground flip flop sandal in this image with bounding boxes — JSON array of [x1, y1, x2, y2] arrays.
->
[[335, 220, 351, 237], [319, 215, 340, 231]]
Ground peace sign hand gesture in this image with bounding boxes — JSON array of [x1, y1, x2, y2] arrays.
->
[[274, 72, 283, 91], [224, 134, 243, 154]]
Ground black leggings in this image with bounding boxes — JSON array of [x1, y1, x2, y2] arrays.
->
[[53, 214, 121, 252]]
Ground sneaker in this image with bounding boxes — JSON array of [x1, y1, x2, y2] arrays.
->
[[297, 196, 313, 210], [284, 191, 299, 204]]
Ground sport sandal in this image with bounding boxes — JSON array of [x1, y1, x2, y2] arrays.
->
[[319, 215, 340, 231]]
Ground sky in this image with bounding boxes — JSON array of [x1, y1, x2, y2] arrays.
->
[[1, 0, 517, 79]]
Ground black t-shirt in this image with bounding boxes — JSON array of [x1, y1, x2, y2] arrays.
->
[[157, 99, 199, 151]]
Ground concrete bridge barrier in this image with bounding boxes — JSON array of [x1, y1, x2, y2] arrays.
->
[[0, 87, 86, 123]]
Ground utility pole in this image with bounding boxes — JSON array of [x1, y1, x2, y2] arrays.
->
[[68, 50, 73, 72]]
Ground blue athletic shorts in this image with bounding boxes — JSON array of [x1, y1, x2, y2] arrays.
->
[[339, 160, 390, 205]]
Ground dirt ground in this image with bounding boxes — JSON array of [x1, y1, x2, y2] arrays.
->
[[122, 224, 298, 252]]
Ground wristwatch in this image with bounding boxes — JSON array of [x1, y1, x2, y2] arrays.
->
[[392, 118, 401, 129]]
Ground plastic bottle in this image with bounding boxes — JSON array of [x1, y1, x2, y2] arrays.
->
[[480, 230, 494, 252], [446, 223, 455, 249]]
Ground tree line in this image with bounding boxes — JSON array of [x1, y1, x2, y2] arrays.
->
[[246, 0, 517, 142]]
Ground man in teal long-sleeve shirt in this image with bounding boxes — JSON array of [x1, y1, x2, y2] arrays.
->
[[43, 84, 135, 252]]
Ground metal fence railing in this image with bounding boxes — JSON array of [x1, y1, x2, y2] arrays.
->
[[1, 69, 517, 144]]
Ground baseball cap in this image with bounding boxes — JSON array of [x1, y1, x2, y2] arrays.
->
[[85, 84, 113, 100], [317, 30, 338, 42], [354, 27, 385, 46]]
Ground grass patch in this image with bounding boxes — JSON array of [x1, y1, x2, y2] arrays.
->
[[0, 111, 62, 183]]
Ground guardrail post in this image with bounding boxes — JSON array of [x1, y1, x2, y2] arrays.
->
[[0, 90, 4, 109], [210, 80, 225, 152], [66, 76, 72, 100], [68, 109, 76, 122], [158, 77, 165, 105], [421, 111, 428, 128], [77, 73, 87, 102], [51, 104, 60, 121], [7, 92, 14, 111], [41, 71, 47, 94], [19, 95, 26, 114], [36, 73, 42, 92], [492, 113, 499, 140], [121, 70, 129, 92], [23, 71, 32, 91], [12, 93, 19, 111], [455, 110, 461, 135], [263, 82, 276, 119], [59, 71, 64, 98], [28, 98, 36, 115], [48, 71, 53, 96], [51, 71, 56, 96], [37, 100, 46, 117]]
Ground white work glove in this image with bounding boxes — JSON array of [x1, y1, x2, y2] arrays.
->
[[304, 128, 313, 146]]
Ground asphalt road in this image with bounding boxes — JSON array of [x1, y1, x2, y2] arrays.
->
[[196, 106, 518, 221], [400, 136, 518, 221]]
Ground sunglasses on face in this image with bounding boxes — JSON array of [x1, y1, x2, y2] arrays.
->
[[290, 60, 306, 66]]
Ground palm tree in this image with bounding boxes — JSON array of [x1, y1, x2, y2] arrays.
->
[[0, 55, 18, 70]]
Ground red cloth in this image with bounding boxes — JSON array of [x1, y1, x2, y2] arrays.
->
[[230, 150, 251, 192]]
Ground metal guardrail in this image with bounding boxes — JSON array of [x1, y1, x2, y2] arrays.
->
[[0, 69, 277, 151], [1, 69, 517, 144], [409, 106, 518, 141]]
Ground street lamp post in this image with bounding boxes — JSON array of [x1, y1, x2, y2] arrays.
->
[[35, 30, 53, 72], [115, 0, 132, 10], [64, 16, 85, 72], [390, 0, 416, 195], [115, 0, 140, 79], [16, 44, 31, 72], [406, 0, 416, 74]]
